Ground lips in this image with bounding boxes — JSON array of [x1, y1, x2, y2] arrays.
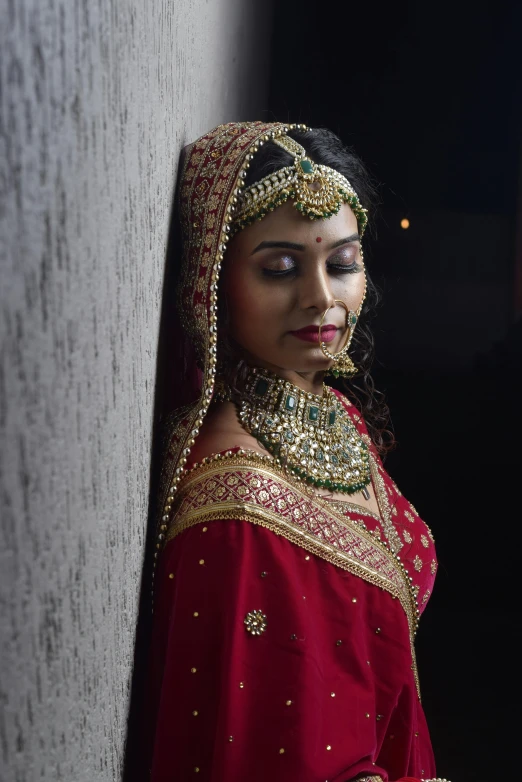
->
[[289, 324, 339, 344]]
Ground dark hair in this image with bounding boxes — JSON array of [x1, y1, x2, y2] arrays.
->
[[227, 127, 395, 456]]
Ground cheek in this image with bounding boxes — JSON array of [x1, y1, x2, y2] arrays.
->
[[337, 272, 366, 308], [224, 271, 285, 333]]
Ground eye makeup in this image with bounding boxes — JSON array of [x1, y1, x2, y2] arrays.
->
[[261, 244, 361, 278]]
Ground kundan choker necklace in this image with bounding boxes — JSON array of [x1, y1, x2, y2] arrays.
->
[[220, 367, 371, 497]]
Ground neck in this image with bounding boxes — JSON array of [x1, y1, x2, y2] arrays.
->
[[247, 362, 326, 396]]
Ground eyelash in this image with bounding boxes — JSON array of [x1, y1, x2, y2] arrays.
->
[[262, 261, 361, 278]]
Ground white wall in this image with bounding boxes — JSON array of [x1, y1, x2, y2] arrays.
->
[[0, 2, 271, 779]]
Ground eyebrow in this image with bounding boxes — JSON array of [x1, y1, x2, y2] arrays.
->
[[250, 234, 360, 255]]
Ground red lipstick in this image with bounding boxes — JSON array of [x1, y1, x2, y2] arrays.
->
[[289, 324, 338, 343]]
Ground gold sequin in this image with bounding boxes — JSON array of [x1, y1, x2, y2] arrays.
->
[[305, 555, 310, 561], [330, 692, 336, 697], [421, 534, 429, 548], [352, 597, 357, 603], [286, 699, 292, 706], [191, 667, 197, 673], [365, 713, 370, 718], [199, 559, 205, 565], [202, 527, 208, 532], [326, 745, 332, 751], [239, 682, 245, 689], [193, 611, 199, 617], [228, 736, 233, 742], [413, 555, 423, 571], [279, 748, 285, 754], [192, 710, 198, 716], [194, 768, 200, 773], [168, 573, 174, 579]]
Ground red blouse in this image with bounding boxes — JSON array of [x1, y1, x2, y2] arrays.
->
[[143, 398, 439, 782]]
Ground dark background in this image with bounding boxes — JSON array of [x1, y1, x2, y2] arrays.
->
[[267, 2, 522, 780]]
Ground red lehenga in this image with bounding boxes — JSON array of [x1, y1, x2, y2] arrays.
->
[[141, 122, 443, 781]]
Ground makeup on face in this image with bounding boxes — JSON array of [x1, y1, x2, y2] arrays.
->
[[289, 324, 338, 343]]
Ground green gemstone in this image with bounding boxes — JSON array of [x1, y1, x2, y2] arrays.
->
[[350, 314, 357, 326], [328, 410, 336, 426], [299, 159, 314, 174], [316, 450, 324, 462], [285, 395, 297, 411], [308, 406, 319, 421], [254, 378, 269, 396]]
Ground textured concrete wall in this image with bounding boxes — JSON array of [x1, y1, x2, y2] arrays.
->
[[0, 2, 270, 779]]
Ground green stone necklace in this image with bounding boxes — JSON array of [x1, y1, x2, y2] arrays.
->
[[224, 367, 371, 496]]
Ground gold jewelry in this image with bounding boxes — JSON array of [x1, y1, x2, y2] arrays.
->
[[232, 134, 368, 236], [222, 367, 371, 495], [319, 300, 359, 378]]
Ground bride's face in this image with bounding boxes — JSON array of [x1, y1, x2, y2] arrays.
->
[[221, 201, 366, 379]]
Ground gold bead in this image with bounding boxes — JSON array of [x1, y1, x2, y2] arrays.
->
[[305, 555, 310, 561], [194, 768, 200, 773], [168, 573, 174, 579], [375, 627, 381, 634], [199, 559, 205, 565], [326, 744, 332, 751], [352, 598, 357, 603], [193, 612, 199, 617], [279, 748, 285, 754], [365, 713, 370, 718], [239, 682, 245, 689], [192, 710, 198, 716], [285, 699, 292, 706], [202, 526, 208, 532], [330, 692, 336, 697], [228, 736, 233, 742], [191, 667, 197, 673]]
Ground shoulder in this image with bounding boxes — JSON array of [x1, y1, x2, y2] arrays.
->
[[188, 400, 271, 466]]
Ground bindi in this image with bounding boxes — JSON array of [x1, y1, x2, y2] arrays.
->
[[316, 236, 322, 243]]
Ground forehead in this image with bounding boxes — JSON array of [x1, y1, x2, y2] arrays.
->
[[231, 202, 359, 253]]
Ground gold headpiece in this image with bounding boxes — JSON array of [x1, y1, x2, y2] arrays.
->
[[232, 134, 368, 235]]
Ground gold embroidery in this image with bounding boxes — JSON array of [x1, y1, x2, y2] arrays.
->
[[413, 555, 423, 572], [167, 451, 422, 697], [420, 534, 429, 548], [431, 560, 437, 575], [369, 456, 403, 555], [403, 531, 413, 544]]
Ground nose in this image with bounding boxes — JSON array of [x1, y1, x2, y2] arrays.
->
[[298, 262, 336, 315]]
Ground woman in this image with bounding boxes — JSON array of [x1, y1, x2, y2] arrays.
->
[[143, 122, 448, 782]]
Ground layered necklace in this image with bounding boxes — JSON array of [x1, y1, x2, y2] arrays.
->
[[220, 367, 371, 497]]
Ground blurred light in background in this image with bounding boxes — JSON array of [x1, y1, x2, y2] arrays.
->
[[400, 218, 410, 229]]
